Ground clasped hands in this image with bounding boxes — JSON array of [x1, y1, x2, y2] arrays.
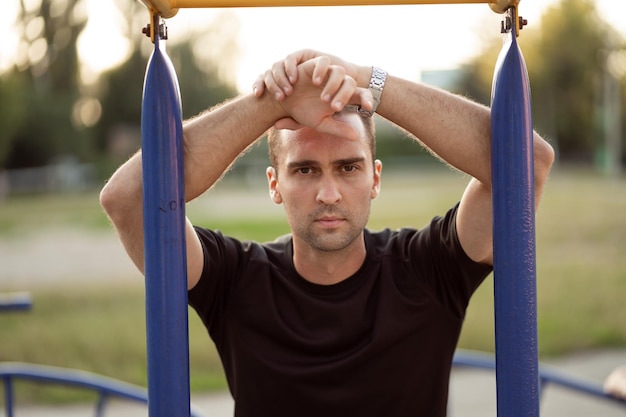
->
[[253, 50, 373, 140]]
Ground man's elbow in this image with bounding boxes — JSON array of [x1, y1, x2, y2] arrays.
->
[[99, 181, 119, 220], [99, 179, 140, 225], [533, 133, 556, 184]]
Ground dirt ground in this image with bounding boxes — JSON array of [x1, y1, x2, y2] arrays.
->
[[1, 228, 141, 291]]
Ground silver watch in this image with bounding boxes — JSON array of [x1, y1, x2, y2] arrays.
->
[[358, 66, 387, 116]]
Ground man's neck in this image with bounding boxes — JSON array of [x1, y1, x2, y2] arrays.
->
[[292, 235, 367, 286]]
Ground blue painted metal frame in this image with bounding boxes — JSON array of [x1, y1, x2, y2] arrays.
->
[[141, 13, 191, 417], [2, 353, 623, 416], [490, 7, 539, 417], [452, 350, 626, 409], [0, 292, 32, 312], [0, 362, 207, 417]]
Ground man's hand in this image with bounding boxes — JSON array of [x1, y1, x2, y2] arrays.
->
[[605, 366, 626, 400], [254, 49, 363, 101], [266, 56, 373, 140]]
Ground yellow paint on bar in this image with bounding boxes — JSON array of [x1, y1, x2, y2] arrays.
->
[[139, 0, 178, 18], [140, 0, 519, 19], [175, 0, 492, 5]]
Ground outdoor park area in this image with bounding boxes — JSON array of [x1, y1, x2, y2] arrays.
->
[[2, 167, 626, 415], [1, 0, 626, 416]]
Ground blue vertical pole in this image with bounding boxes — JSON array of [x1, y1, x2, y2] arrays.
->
[[141, 14, 191, 417], [490, 6, 539, 417]]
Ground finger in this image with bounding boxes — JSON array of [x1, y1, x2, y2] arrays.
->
[[285, 49, 322, 83], [310, 56, 331, 86], [322, 72, 353, 111], [264, 69, 286, 101], [283, 54, 300, 84], [352, 86, 374, 113], [252, 73, 266, 97], [270, 61, 293, 97]]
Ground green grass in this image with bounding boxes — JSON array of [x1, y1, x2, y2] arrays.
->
[[0, 286, 226, 403], [459, 168, 626, 355], [0, 193, 111, 235], [1, 166, 625, 403]]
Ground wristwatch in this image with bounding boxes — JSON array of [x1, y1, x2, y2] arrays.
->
[[358, 66, 387, 116]]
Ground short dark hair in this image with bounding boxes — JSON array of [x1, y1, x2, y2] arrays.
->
[[267, 107, 376, 171]]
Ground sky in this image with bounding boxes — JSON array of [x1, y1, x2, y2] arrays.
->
[[2, 0, 626, 93]]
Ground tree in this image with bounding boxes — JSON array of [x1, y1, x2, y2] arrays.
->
[[0, 70, 28, 167], [455, 0, 624, 163], [1, 0, 92, 169], [0, 0, 240, 175], [95, 6, 239, 167]]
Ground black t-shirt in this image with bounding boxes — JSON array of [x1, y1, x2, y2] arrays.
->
[[188, 204, 492, 417]]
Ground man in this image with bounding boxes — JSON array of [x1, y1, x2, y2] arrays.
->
[[100, 50, 554, 416]]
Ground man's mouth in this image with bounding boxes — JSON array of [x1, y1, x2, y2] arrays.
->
[[315, 216, 345, 228]]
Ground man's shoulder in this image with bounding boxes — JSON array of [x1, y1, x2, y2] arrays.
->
[[364, 227, 418, 245], [194, 226, 293, 263], [363, 204, 461, 257], [265, 233, 293, 248]]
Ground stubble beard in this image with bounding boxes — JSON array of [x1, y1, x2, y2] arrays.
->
[[291, 204, 371, 253]]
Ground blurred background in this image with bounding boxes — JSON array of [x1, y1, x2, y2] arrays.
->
[[0, 0, 625, 408]]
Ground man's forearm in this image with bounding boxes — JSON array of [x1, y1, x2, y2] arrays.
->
[[99, 91, 283, 275], [364, 72, 492, 184], [182, 92, 284, 201]]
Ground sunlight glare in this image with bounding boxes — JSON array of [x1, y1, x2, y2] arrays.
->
[[77, 0, 132, 77]]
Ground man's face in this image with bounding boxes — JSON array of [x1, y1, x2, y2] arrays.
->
[[266, 113, 382, 253]]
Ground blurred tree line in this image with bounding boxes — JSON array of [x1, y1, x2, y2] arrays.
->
[[0, 0, 238, 180], [455, 0, 625, 170], [0, 0, 624, 187]]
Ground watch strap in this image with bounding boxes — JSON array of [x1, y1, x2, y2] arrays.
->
[[358, 66, 387, 116]]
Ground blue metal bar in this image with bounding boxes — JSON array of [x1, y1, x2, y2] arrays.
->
[[0, 292, 32, 312], [490, 6, 539, 417], [95, 392, 109, 417], [141, 13, 191, 417], [452, 350, 626, 408], [3, 376, 14, 417], [0, 362, 149, 403], [0, 362, 207, 416]]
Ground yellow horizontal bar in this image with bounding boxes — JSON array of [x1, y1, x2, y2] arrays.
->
[[176, 0, 493, 5], [141, 0, 516, 18]]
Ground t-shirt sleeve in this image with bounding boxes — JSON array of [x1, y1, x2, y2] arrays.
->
[[404, 203, 493, 318], [187, 227, 242, 336]]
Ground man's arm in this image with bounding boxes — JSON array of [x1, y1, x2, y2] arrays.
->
[[100, 59, 372, 289], [99, 93, 286, 290], [370, 74, 554, 265], [257, 50, 555, 265]]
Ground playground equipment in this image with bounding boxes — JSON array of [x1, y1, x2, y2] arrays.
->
[[134, 0, 624, 416], [138, 0, 539, 416], [0, 292, 32, 313], [0, 362, 207, 417], [138, 0, 516, 18]]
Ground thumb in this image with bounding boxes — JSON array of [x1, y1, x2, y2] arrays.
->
[[274, 117, 304, 131], [351, 87, 374, 113]]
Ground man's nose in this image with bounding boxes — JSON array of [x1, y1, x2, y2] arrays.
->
[[316, 176, 342, 205]]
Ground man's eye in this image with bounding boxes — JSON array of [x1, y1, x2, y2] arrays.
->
[[297, 167, 312, 174], [342, 165, 358, 173]]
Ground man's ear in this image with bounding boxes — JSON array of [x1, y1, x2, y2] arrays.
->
[[371, 159, 382, 199], [266, 166, 283, 204]]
